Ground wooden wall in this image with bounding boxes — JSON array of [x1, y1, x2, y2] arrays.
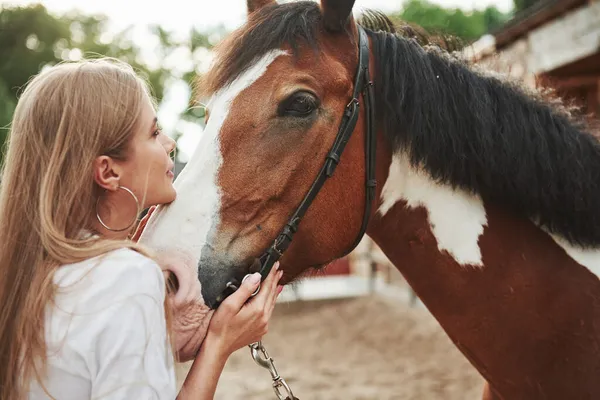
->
[[474, 0, 600, 117]]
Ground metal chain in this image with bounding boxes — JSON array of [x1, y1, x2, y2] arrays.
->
[[248, 341, 298, 400]]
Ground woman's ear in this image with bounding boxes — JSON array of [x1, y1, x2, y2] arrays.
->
[[93, 155, 121, 191]]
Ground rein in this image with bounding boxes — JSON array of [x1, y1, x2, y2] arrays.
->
[[219, 25, 376, 400]]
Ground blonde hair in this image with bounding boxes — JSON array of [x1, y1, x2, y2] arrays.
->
[[0, 58, 167, 399]]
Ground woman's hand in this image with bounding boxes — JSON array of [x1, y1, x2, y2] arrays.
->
[[204, 262, 283, 358], [177, 263, 283, 400]]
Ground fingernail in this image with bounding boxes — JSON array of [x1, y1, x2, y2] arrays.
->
[[278, 270, 284, 279], [248, 273, 261, 285], [277, 285, 283, 294], [275, 262, 280, 271]]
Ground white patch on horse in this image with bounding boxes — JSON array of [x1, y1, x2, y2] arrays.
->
[[379, 153, 488, 267], [139, 49, 288, 270], [544, 231, 600, 278]]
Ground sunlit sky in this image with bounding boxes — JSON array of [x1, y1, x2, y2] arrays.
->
[[4, 0, 514, 161]]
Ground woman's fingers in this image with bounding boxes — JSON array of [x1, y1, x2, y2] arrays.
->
[[246, 262, 280, 311], [212, 262, 281, 321], [264, 267, 283, 314], [220, 272, 262, 315]]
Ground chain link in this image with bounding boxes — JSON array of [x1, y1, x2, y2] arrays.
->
[[248, 341, 298, 400]]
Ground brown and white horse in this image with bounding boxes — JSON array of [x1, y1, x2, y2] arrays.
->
[[139, 0, 600, 398]]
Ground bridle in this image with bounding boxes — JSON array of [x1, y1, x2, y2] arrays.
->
[[215, 25, 376, 400], [216, 25, 376, 304]]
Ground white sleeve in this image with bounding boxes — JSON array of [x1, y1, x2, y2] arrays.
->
[[89, 255, 177, 399]]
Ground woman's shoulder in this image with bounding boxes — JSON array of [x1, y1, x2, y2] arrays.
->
[[41, 248, 176, 399], [53, 247, 166, 308], [48, 247, 168, 350]]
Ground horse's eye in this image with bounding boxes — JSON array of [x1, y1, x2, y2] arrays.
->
[[278, 91, 319, 117]]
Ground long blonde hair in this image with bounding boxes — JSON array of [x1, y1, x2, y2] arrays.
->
[[0, 58, 163, 399]]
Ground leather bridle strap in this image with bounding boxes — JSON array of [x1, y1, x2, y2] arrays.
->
[[257, 26, 376, 278], [351, 26, 377, 254], [216, 26, 376, 305]]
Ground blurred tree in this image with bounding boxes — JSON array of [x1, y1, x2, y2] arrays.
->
[[513, 0, 541, 13], [62, 13, 169, 101], [0, 4, 71, 145], [482, 5, 509, 32], [392, 0, 512, 45], [146, 23, 224, 161], [0, 4, 169, 156], [0, 3, 217, 165]]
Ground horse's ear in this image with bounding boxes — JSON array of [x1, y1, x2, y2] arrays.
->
[[320, 0, 356, 32], [247, 0, 276, 15]]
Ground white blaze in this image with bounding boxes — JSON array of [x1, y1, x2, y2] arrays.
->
[[140, 49, 288, 272], [379, 153, 488, 267]]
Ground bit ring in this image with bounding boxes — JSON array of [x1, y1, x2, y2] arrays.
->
[[242, 274, 261, 297]]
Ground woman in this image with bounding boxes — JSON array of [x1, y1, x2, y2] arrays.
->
[[0, 58, 282, 399]]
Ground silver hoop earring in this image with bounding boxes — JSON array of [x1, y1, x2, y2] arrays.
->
[[95, 186, 140, 232]]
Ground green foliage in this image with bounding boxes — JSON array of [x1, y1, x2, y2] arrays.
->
[[0, 80, 15, 148], [513, 0, 541, 13], [482, 5, 509, 32], [0, 5, 70, 133], [0, 3, 216, 164], [393, 0, 512, 44]]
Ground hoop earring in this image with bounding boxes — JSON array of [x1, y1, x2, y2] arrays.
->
[[95, 186, 140, 232]]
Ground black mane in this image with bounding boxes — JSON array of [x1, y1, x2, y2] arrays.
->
[[363, 12, 600, 248], [203, 1, 600, 248]]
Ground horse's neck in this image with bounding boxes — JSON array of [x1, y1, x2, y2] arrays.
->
[[366, 152, 600, 399]]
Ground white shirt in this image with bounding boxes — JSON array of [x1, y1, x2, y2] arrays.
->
[[28, 248, 177, 399]]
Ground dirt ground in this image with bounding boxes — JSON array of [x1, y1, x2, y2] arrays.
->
[[176, 295, 484, 400]]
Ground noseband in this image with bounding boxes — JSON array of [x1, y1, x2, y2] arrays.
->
[[215, 26, 376, 306]]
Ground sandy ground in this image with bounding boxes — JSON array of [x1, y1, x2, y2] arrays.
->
[[176, 295, 484, 400]]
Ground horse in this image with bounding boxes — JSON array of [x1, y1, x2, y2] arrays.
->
[[139, 0, 600, 398]]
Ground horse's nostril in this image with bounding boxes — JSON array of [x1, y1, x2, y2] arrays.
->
[[166, 271, 180, 295]]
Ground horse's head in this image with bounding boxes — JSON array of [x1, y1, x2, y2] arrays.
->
[[141, 0, 374, 316]]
